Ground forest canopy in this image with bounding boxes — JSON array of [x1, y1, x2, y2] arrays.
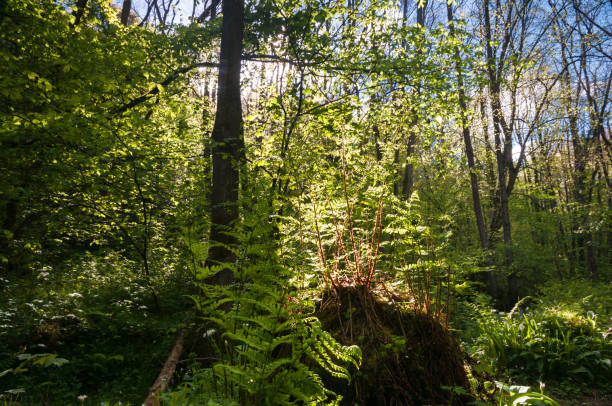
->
[[0, 0, 610, 405]]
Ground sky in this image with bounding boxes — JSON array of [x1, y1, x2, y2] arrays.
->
[[113, 0, 200, 24]]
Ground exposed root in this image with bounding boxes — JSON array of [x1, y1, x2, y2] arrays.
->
[[317, 284, 470, 405]]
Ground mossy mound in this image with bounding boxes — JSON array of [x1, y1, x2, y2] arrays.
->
[[316, 284, 470, 405]]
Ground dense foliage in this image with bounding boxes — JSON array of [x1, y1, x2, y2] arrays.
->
[[0, 0, 610, 405]]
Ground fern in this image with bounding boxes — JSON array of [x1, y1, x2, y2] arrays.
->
[[166, 208, 361, 405]]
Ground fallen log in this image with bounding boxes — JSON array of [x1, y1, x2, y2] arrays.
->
[[143, 328, 185, 406]]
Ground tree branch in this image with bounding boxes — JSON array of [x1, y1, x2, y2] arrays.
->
[[112, 62, 219, 115]]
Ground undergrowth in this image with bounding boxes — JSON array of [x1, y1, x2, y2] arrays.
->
[[0, 251, 190, 405], [162, 207, 361, 406], [466, 289, 612, 401]]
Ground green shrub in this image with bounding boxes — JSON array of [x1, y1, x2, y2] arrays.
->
[[538, 278, 612, 327], [473, 304, 612, 386]]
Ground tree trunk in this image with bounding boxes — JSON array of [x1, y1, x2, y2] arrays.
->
[[400, 0, 427, 201], [482, 0, 518, 304], [401, 133, 416, 199], [393, 149, 400, 196], [205, 0, 245, 286], [373, 124, 382, 162], [121, 0, 132, 25], [446, 2, 488, 250]]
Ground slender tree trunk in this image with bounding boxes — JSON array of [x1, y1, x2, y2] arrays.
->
[[393, 149, 400, 196], [483, 0, 518, 305], [567, 57, 598, 279], [580, 63, 608, 281], [480, 97, 497, 196], [205, 0, 245, 286], [401, 132, 416, 199], [563, 139, 578, 276], [447, 2, 488, 250], [598, 140, 612, 270], [400, 0, 428, 201], [373, 124, 382, 162]]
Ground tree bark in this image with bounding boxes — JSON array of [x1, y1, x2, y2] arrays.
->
[[121, 0, 132, 26], [205, 0, 245, 286]]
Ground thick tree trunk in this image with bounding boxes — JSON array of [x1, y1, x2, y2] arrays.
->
[[205, 0, 245, 285], [121, 0, 132, 26]]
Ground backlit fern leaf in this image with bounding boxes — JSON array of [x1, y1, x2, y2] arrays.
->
[[176, 221, 361, 405]]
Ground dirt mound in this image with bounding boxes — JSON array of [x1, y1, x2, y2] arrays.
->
[[316, 284, 470, 405]]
